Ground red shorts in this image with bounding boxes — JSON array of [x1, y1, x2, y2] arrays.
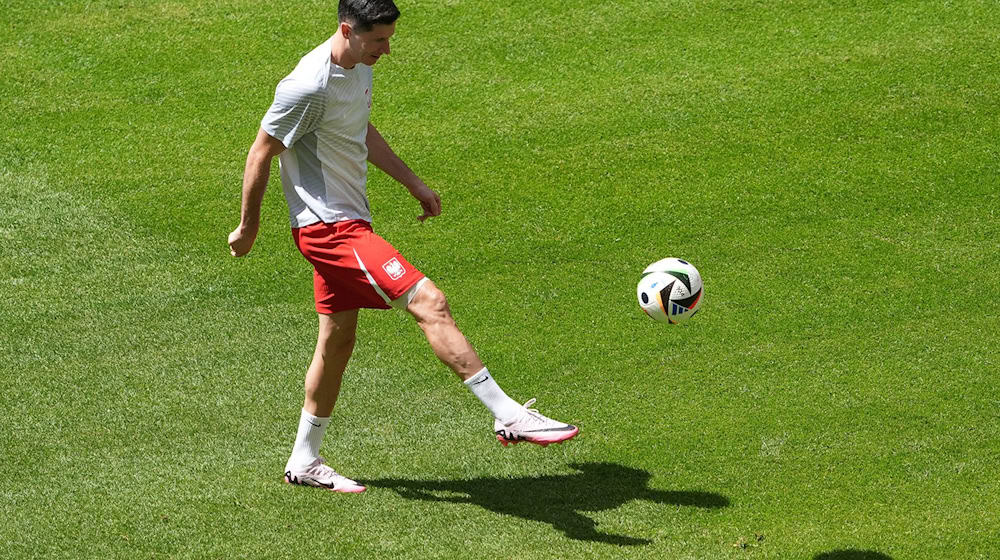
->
[[292, 220, 425, 314]]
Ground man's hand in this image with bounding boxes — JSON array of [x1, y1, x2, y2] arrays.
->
[[410, 183, 442, 222], [228, 225, 258, 257]]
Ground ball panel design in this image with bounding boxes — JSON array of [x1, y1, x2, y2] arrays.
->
[[637, 258, 703, 323]]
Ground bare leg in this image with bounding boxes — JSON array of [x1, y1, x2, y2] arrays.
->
[[406, 280, 484, 381], [304, 310, 359, 417]]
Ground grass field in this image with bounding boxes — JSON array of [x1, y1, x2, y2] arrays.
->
[[2, 0, 999, 558]]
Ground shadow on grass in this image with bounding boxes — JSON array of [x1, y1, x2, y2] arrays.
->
[[366, 462, 729, 546], [814, 551, 893, 560]]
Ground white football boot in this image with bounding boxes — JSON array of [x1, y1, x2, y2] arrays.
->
[[284, 457, 366, 493], [494, 398, 579, 447]]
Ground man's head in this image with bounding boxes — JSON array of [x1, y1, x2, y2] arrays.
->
[[338, 0, 399, 32], [336, 0, 399, 67]]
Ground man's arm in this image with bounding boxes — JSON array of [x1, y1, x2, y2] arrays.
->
[[366, 122, 442, 222], [228, 129, 287, 257]]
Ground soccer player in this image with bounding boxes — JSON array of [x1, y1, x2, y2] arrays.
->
[[227, 0, 579, 493]]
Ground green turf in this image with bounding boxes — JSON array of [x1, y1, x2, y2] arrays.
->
[[2, 0, 998, 558]]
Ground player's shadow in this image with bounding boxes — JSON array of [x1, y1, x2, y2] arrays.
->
[[814, 551, 893, 560], [366, 462, 729, 546]]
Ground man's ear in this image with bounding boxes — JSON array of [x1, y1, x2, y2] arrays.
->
[[339, 21, 352, 39]]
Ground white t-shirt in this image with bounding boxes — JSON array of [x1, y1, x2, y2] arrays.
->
[[261, 38, 374, 227]]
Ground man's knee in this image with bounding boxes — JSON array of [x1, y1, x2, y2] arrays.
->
[[408, 281, 452, 323], [324, 330, 357, 354]]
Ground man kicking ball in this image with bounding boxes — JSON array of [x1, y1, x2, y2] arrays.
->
[[227, 0, 579, 493]]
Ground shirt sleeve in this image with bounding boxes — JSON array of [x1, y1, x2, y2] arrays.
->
[[260, 77, 327, 149]]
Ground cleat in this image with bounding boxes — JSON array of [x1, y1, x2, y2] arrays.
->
[[494, 398, 579, 448], [283, 457, 366, 493]]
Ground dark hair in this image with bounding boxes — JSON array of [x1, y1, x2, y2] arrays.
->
[[338, 0, 400, 32]]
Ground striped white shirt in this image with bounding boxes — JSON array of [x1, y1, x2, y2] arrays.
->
[[261, 38, 374, 227]]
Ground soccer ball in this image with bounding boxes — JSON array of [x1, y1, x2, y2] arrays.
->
[[636, 258, 703, 323]]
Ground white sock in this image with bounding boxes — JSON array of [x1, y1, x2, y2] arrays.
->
[[286, 409, 329, 472], [464, 368, 523, 424]]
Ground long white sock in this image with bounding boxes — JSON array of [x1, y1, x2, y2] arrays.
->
[[464, 368, 523, 423], [286, 409, 329, 472]]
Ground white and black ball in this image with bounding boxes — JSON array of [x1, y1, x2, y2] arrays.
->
[[636, 258, 703, 323]]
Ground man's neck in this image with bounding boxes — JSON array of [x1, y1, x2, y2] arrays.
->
[[330, 35, 356, 69]]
